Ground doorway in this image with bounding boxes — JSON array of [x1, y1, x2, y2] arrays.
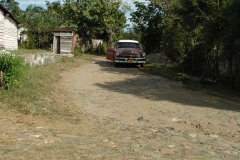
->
[[56, 36, 60, 54]]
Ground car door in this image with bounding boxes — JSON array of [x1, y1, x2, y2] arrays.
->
[[106, 43, 115, 61]]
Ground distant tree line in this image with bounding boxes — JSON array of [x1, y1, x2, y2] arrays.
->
[[0, 0, 127, 49], [131, 0, 240, 90]]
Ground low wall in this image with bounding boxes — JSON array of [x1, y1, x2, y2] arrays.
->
[[22, 54, 73, 67]]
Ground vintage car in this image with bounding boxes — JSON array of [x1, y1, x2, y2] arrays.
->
[[106, 40, 146, 67]]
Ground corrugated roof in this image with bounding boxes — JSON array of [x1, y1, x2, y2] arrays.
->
[[52, 26, 75, 32], [0, 3, 20, 25]]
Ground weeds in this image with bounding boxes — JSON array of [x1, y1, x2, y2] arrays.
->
[[92, 42, 107, 55], [141, 63, 240, 102], [0, 52, 93, 116], [141, 63, 178, 80], [0, 50, 27, 89], [11, 48, 52, 55]]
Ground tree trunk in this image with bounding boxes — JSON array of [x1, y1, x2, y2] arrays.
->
[[234, 52, 240, 90], [228, 57, 234, 89]]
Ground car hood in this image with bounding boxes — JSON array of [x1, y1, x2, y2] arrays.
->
[[116, 48, 143, 56]]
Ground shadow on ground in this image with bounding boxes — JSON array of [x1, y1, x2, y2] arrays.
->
[[95, 60, 144, 75], [95, 60, 240, 112]]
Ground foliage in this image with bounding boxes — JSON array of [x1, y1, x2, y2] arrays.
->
[[92, 42, 108, 55], [120, 24, 142, 42], [0, 50, 26, 89], [131, 0, 240, 90], [131, 1, 164, 54], [0, 0, 22, 19], [221, 0, 240, 90], [20, 5, 58, 49], [0, 54, 92, 116], [73, 47, 84, 56], [59, 0, 127, 44]]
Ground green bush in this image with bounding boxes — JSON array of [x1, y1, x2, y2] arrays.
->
[[26, 32, 35, 49], [0, 50, 27, 89], [93, 42, 107, 55], [73, 47, 84, 56]]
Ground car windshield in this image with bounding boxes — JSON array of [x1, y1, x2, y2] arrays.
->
[[117, 42, 140, 49]]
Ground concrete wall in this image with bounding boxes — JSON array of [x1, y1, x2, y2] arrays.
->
[[23, 54, 73, 67]]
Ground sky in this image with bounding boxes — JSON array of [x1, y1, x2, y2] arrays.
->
[[17, 0, 52, 10], [16, 0, 146, 11]]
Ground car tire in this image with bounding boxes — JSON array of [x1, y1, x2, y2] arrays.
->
[[140, 63, 144, 68], [114, 63, 118, 67]]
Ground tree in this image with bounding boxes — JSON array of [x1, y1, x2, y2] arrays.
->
[[120, 24, 142, 42], [131, 0, 164, 54], [132, 0, 240, 90], [221, 0, 240, 89], [60, 0, 126, 44], [0, 0, 22, 19], [20, 4, 63, 48]]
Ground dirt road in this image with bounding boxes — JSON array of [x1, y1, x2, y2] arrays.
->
[[60, 56, 240, 160], [1, 56, 239, 160]]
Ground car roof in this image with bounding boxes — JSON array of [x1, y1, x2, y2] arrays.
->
[[117, 40, 139, 43]]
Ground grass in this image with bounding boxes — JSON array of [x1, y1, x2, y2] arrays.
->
[[0, 51, 92, 116], [140, 63, 178, 81], [0, 50, 111, 159], [11, 48, 52, 55], [141, 63, 240, 102], [185, 82, 240, 102]]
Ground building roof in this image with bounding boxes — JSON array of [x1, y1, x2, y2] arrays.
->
[[0, 3, 20, 25], [52, 26, 75, 32], [118, 40, 139, 43]]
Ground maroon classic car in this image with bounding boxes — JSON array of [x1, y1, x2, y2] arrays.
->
[[106, 40, 146, 67]]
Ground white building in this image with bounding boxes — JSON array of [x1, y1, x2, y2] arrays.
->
[[0, 4, 20, 50]]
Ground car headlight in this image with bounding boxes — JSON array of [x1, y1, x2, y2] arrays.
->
[[116, 52, 120, 56], [142, 52, 146, 56]]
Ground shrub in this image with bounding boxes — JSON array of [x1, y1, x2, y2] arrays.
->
[[93, 42, 107, 55], [0, 50, 27, 89], [73, 47, 84, 56], [26, 32, 35, 49]]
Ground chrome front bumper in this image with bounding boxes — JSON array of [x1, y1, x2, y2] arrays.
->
[[115, 57, 146, 64]]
